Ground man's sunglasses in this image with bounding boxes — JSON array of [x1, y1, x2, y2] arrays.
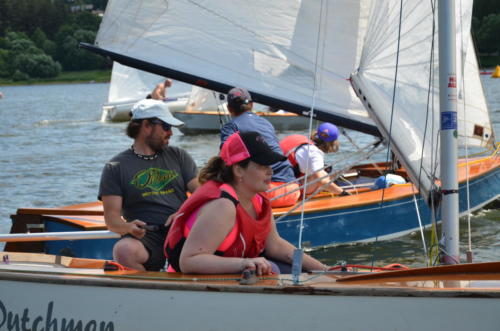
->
[[150, 119, 172, 131]]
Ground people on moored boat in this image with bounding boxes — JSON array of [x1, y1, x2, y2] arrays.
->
[[98, 99, 200, 271], [280, 123, 349, 196], [146, 78, 173, 100], [220, 87, 300, 207], [165, 131, 327, 275]]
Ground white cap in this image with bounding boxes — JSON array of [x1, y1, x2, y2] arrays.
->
[[131, 99, 184, 127]]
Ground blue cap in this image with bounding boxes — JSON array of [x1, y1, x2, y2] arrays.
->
[[374, 176, 388, 189], [316, 123, 339, 142]]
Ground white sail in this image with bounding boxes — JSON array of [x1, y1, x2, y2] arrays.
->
[[350, 0, 492, 198], [185, 86, 227, 112], [107, 62, 164, 105], [458, 34, 494, 147], [95, 0, 375, 134]]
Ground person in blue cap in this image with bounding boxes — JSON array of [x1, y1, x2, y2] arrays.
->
[[280, 122, 349, 196], [220, 87, 300, 207]]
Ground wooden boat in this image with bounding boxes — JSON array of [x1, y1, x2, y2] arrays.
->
[[1, 252, 500, 331], [5, 151, 498, 260], [3, 1, 500, 329]]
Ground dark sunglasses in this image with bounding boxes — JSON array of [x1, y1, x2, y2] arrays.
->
[[150, 119, 172, 131]]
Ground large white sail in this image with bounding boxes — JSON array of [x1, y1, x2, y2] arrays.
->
[[351, 0, 492, 198], [95, 0, 376, 134]]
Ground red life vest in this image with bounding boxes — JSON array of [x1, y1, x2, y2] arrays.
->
[[279, 134, 312, 174], [164, 180, 272, 272]]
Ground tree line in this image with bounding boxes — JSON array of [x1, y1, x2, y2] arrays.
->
[[0, 0, 499, 82], [0, 0, 109, 81]]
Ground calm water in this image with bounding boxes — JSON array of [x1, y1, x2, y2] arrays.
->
[[0, 78, 499, 267]]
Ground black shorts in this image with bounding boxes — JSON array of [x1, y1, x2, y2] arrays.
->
[[124, 224, 170, 271]]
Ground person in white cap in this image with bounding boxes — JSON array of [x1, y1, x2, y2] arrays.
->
[[98, 99, 200, 271]]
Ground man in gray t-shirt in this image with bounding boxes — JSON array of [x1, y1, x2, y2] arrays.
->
[[98, 99, 199, 271]]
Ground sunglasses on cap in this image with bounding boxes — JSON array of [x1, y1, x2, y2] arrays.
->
[[149, 119, 172, 131]]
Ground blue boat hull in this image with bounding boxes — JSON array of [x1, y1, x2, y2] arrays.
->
[[40, 166, 499, 260], [277, 166, 500, 248]]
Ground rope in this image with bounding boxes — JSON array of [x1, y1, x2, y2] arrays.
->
[[411, 187, 429, 265], [456, 0, 474, 263], [266, 140, 383, 194], [379, 0, 404, 208]]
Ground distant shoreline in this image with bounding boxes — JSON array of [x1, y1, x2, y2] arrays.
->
[[0, 69, 111, 87], [1, 57, 499, 87]]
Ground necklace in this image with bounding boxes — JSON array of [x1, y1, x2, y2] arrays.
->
[[131, 145, 159, 160]]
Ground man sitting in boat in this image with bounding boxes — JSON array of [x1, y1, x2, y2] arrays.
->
[[220, 87, 300, 208], [165, 131, 326, 274], [146, 78, 172, 100], [98, 99, 200, 271], [280, 123, 349, 196]]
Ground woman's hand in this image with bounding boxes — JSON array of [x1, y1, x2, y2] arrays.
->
[[241, 257, 273, 276]]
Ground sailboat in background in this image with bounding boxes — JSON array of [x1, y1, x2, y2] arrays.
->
[[103, 63, 311, 133], [101, 62, 191, 122], [3, 0, 498, 258], [1, 1, 500, 329]]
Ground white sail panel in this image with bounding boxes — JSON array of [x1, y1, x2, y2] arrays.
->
[[351, 0, 480, 197], [457, 34, 494, 147], [107, 62, 164, 104], [96, 0, 374, 131]]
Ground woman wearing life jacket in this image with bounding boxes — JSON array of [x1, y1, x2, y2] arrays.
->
[[280, 122, 348, 196], [165, 131, 327, 275]]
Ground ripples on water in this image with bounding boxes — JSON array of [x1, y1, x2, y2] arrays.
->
[[0, 79, 498, 266]]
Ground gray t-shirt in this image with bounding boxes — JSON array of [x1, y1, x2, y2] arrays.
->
[[98, 146, 198, 225]]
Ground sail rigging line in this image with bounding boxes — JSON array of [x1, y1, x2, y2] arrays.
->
[[412, 0, 438, 264], [266, 140, 383, 194], [212, 90, 228, 129], [411, 187, 429, 264], [267, 140, 384, 204], [457, 0, 473, 262], [296, 0, 328, 250], [272, 145, 384, 223], [341, 128, 384, 176], [378, 0, 405, 208]]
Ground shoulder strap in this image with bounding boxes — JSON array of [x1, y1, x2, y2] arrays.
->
[[220, 190, 239, 207]]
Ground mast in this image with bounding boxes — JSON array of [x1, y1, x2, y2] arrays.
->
[[438, 0, 460, 264]]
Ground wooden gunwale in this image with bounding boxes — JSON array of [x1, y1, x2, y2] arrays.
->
[[9, 152, 499, 229], [1, 267, 500, 298]]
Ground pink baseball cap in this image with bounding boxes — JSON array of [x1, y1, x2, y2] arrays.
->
[[220, 131, 286, 166]]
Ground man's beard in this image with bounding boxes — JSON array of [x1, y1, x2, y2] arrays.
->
[[146, 133, 167, 153]]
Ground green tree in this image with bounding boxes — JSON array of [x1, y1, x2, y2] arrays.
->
[[0, 48, 9, 77], [59, 29, 107, 70], [473, 0, 500, 20], [13, 53, 61, 78], [477, 14, 500, 54], [31, 27, 48, 50]]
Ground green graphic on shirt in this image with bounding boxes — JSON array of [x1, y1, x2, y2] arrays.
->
[[130, 168, 179, 192]]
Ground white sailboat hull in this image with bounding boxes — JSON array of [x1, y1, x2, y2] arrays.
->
[[100, 98, 189, 122], [2, 274, 500, 331], [175, 111, 311, 134]]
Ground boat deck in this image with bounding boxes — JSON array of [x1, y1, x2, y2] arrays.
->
[[1, 252, 500, 297]]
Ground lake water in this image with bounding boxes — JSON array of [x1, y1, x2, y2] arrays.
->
[[0, 78, 499, 267]]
